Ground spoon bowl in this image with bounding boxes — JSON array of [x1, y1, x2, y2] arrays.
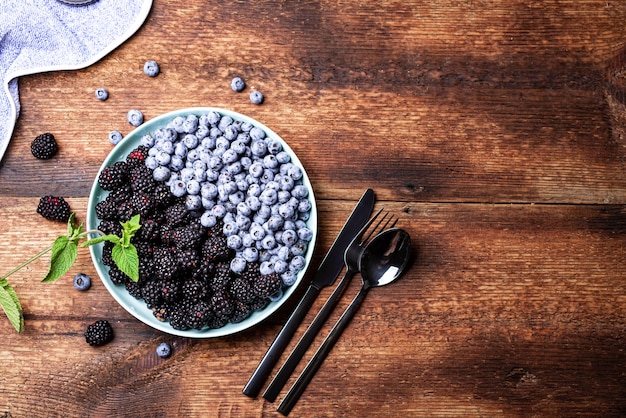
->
[[360, 228, 412, 289]]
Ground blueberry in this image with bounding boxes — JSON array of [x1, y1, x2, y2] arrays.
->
[[141, 134, 155, 148], [145, 156, 158, 170], [218, 115, 234, 132], [108, 130, 123, 145], [268, 288, 284, 302], [95, 88, 109, 101], [276, 151, 291, 164], [223, 221, 239, 237], [281, 270, 297, 286], [250, 127, 266, 141], [73, 273, 91, 291], [207, 111, 221, 126], [274, 260, 289, 274], [250, 91, 264, 105], [170, 180, 186, 197], [200, 212, 217, 228], [242, 247, 259, 262], [250, 140, 267, 157], [250, 223, 266, 241], [298, 227, 314, 241], [227, 234, 243, 250], [260, 261, 275, 275], [290, 255, 306, 273], [169, 155, 184, 171], [185, 195, 202, 211], [183, 115, 199, 133], [155, 151, 171, 166], [127, 109, 144, 127], [230, 77, 245, 92], [153, 165, 171, 182], [156, 342, 171, 358], [230, 257, 247, 274], [183, 134, 199, 149], [281, 229, 297, 247], [144, 60, 160, 77], [186, 179, 201, 195], [261, 234, 277, 250]]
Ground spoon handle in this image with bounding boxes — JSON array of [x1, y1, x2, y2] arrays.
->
[[277, 286, 370, 416], [243, 284, 321, 398], [263, 268, 356, 402]]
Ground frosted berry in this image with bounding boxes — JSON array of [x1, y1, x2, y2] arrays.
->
[[127, 109, 144, 127], [156, 342, 172, 358], [250, 91, 264, 105], [109, 130, 123, 145], [231, 77, 245, 92], [95, 88, 109, 101], [84, 320, 114, 346], [31, 133, 58, 159], [143, 60, 160, 77], [73, 273, 91, 291]]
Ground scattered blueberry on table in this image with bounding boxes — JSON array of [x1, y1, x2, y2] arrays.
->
[[156, 342, 172, 358], [127, 109, 144, 127], [108, 130, 123, 145], [250, 91, 264, 105], [73, 273, 91, 291], [143, 60, 160, 77], [231, 77, 245, 92], [95, 88, 109, 101]]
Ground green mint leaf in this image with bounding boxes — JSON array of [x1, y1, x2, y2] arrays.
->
[[0, 284, 23, 333], [42, 235, 78, 283], [82, 234, 121, 247], [112, 243, 139, 282], [120, 215, 141, 247]]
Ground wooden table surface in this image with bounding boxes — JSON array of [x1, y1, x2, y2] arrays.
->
[[1, 1, 626, 417]]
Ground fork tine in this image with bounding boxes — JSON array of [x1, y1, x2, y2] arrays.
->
[[360, 209, 387, 243]]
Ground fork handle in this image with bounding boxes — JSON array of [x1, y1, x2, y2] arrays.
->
[[263, 268, 356, 402], [277, 286, 370, 416], [243, 284, 321, 398]]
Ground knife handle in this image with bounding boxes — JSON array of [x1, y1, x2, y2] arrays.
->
[[277, 286, 370, 416], [243, 284, 321, 398], [263, 268, 355, 402]]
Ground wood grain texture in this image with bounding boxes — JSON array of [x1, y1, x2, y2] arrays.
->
[[1, 1, 626, 417]]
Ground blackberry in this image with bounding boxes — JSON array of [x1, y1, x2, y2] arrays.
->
[[31, 133, 58, 159], [95, 198, 118, 220], [153, 247, 178, 281], [116, 201, 135, 222], [152, 304, 169, 322], [136, 218, 161, 242], [37, 195, 71, 222], [230, 300, 253, 323], [191, 258, 215, 282], [248, 295, 270, 312], [252, 273, 282, 298], [84, 320, 114, 346], [141, 280, 163, 308], [107, 186, 132, 205], [138, 257, 156, 282], [209, 290, 234, 319], [126, 145, 149, 167], [181, 278, 208, 303], [108, 265, 129, 285], [153, 183, 174, 208], [98, 162, 128, 191], [125, 279, 143, 299], [175, 248, 200, 270], [159, 278, 181, 303], [164, 202, 189, 227], [206, 314, 229, 330], [229, 276, 255, 304], [130, 191, 156, 217], [201, 235, 232, 262], [129, 165, 156, 193], [209, 262, 232, 292], [186, 300, 212, 330], [173, 222, 205, 249], [168, 302, 191, 331], [101, 241, 114, 266]]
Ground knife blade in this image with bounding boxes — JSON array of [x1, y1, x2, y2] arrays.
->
[[242, 188, 375, 398]]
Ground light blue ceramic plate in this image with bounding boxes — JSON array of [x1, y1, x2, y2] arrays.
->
[[87, 107, 317, 338]]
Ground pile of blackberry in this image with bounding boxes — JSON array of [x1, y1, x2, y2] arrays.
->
[[95, 145, 282, 331]]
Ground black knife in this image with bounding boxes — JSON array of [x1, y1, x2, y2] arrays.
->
[[242, 188, 375, 398]]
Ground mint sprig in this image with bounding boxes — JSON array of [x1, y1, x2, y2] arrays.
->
[[0, 213, 141, 333]]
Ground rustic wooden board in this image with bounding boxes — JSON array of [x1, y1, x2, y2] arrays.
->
[[1, 1, 626, 417]]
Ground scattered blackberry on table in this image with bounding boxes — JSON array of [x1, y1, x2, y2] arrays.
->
[[143, 60, 160, 77], [84, 320, 114, 346], [95, 88, 109, 101], [230, 77, 245, 92], [156, 342, 171, 358], [98, 161, 128, 191], [250, 91, 264, 105], [31, 133, 58, 159], [37, 195, 71, 222], [73, 273, 91, 291]]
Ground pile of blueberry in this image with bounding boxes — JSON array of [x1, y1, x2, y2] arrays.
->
[[141, 110, 313, 283]]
